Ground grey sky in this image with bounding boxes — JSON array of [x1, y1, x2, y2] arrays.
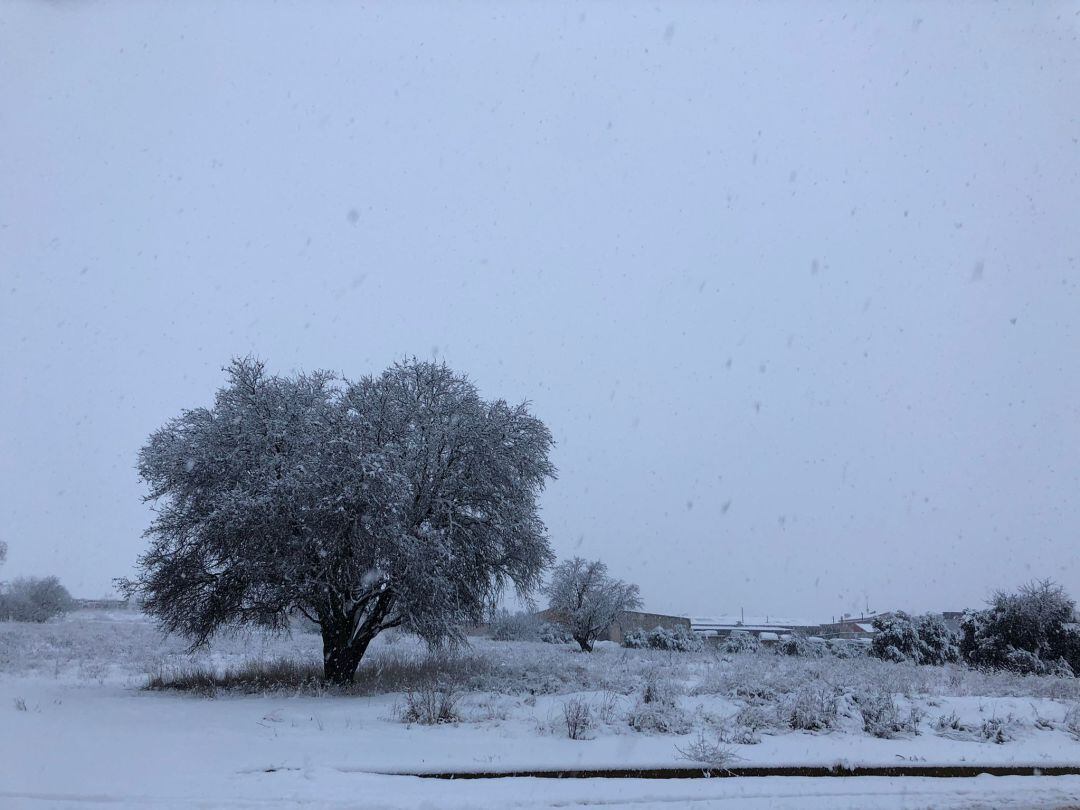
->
[[2, 1, 1078, 620]]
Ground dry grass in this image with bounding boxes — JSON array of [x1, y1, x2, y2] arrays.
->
[[146, 658, 324, 696]]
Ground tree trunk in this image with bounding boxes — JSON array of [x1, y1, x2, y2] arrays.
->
[[321, 623, 374, 685], [318, 589, 397, 685], [575, 635, 593, 652]]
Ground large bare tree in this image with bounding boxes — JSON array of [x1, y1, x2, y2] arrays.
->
[[123, 357, 555, 684]]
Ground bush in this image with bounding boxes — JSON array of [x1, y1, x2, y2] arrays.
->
[[960, 580, 1080, 675], [775, 635, 826, 658], [0, 576, 74, 623], [562, 697, 594, 739], [780, 683, 839, 731], [623, 626, 703, 652], [720, 631, 761, 655], [870, 612, 959, 666], [980, 716, 1015, 744], [827, 638, 868, 659], [934, 710, 964, 733], [675, 729, 737, 768], [489, 610, 543, 641], [854, 686, 923, 738], [623, 628, 647, 648], [713, 703, 770, 744], [627, 672, 691, 734], [538, 622, 572, 644], [399, 679, 461, 724]]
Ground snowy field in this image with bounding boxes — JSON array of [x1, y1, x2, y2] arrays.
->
[[2, 611, 1080, 808]]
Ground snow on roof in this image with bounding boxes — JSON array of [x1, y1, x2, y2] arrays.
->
[[855, 623, 876, 633], [689, 616, 817, 628]]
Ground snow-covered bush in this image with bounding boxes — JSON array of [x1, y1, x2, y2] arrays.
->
[[779, 683, 839, 731], [623, 626, 703, 652], [399, 679, 461, 725], [827, 638, 868, 659], [675, 729, 737, 768], [734, 703, 772, 734], [870, 612, 959, 666], [489, 609, 543, 641], [775, 635, 826, 658], [960, 580, 1080, 676], [934, 710, 964, 733], [713, 703, 771, 744], [980, 716, 1016, 744], [627, 672, 691, 734], [562, 697, 594, 739], [538, 621, 572, 644], [0, 576, 74, 623], [720, 631, 761, 655], [623, 628, 648, 648], [854, 686, 922, 738]]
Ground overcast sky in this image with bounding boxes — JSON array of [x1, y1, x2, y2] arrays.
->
[[2, 1, 1078, 621]]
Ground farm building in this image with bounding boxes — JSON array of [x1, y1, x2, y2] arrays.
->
[[603, 610, 693, 644], [688, 615, 819, 640], [73, 598, 132, 611], [815, 615, 882, 640]]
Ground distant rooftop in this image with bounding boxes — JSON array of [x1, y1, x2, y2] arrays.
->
[[688, 615, 818, 629]]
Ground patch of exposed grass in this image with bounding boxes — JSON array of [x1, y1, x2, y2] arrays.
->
[[146, 658, 324, 696]]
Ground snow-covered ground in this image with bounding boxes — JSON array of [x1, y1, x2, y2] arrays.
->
[[2, 611, 1079, 808]]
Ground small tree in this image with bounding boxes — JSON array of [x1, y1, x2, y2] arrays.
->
[[0, 540, 7, 568], [545, 557, 641, 651], [122, 358, 556, 684], [960, 580, 1080, 675], [0, 576, 75, 622], [870, 612, 959, 666]]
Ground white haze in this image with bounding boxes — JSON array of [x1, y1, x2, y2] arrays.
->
[[1, 1, 1078, 621]]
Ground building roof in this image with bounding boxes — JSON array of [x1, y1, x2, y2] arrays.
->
[[689, 615, 817, 629]]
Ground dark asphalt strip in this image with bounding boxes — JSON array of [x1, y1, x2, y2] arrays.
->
[[376, 764, 1080, 780]]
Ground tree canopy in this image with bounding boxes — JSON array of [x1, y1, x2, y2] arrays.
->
[[960, 579, 1080, 676], [0, 576, 74, 623], [869, 611, 959, 666], [123, 357, 556, 683], [545, 557, 641, 652]]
